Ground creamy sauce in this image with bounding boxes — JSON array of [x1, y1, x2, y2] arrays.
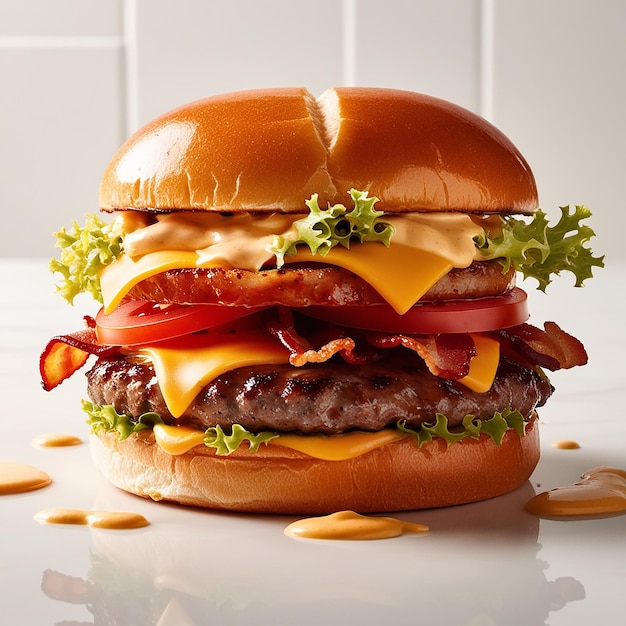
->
[[551, 439, 581, 450], [32, 433, 83, 448], [284, 510, 429, 540], [119, 210, 485, 272], [388, 213, 483, 265], [122, 211, 296, 271], [34, 507, 150, 529], [525, 466, 626, 518], [0, 461, 52, 494]]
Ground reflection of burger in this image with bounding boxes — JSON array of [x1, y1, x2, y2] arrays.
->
[[40, 484, 586, 625], [40, 87, 602, 514]]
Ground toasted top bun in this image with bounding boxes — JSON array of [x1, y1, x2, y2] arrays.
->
[[100, 87, 537, 214]]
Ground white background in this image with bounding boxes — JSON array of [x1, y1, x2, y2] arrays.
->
[[0, 0, 624, 263]]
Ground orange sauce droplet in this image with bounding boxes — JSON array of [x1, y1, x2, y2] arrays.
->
[[552, 440, 580, 450], [0, 461, 52, 494], [34, 508, 150, 529], [525, 466, 626, 518], [284, 510, 429, 540], [32, 433, 83, 448]]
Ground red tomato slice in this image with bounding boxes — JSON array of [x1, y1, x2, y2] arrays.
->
[[95, 301, 268, 346], [299, 288, 529, 334]]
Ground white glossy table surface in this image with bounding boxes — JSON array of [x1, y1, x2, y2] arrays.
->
[[1, 259, 625, 625]]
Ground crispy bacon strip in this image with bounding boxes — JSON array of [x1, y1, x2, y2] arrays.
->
[[268, 310, 477, 377], [500, 322, 588, 370], [289, 337, 358, 367], [266, 308, 376, 366], [268, 313, 586, 379], [265, 308, 314, 356], [40, 327, 118, 391], [366, 332, 476, 379]]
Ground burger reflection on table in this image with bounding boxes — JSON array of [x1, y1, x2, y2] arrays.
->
[[40, 482, 585, 626]]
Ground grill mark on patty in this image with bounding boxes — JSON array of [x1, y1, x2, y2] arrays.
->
[[85, 353, 553, 436]]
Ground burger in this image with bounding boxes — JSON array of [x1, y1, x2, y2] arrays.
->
[[40, 87, 602, 514]]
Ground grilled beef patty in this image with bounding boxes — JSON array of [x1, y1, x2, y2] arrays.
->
[[85, 353, 553, 435]]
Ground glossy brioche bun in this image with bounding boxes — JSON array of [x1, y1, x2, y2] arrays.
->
[[99, 87, 537, 215], [89, 417, 539, 514]]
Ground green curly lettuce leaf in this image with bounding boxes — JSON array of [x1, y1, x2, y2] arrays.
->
[[82, 401, 277, 455], [82, 402, 526, 457], [204, 423, 278, 454], [49, 214, 125, 304], [269, 188, 395, 267], [475, 205, 604, 291], [397, 408, 526, 447], [83, 400, 162, 440]]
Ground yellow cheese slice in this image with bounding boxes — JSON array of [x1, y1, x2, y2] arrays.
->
[[151, 422, 406, 461], [288, 244, 453, 315], [270, 429, 408, 461], [153, 423, 206, 455], [459, 333, 500, 393], [100, 243, 452, 315], [100, 250, 202, 314], [137, 331, 290, 418]]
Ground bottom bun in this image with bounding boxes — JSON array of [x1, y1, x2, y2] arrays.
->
[[89, 418, 540, 514]]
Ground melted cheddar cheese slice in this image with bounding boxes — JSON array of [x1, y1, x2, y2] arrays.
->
[[459, 334, 501, 393], [100, 244, 452, 315], [136, 331, 290, 418], [152, 422, 408, 461], [270, 429, 408, 461], [100, 250, 225, 314], [153, 423, 206, 455], [287, 244, 452, 314]]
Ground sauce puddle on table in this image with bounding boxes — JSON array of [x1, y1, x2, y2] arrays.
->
[[285, 510, 429, 540], [32, 433, 83, 448], [34, 508, 150, 530], [551, 439, 581, 450], [0, 461, 52, 494], [525, 466, 626, 518]]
